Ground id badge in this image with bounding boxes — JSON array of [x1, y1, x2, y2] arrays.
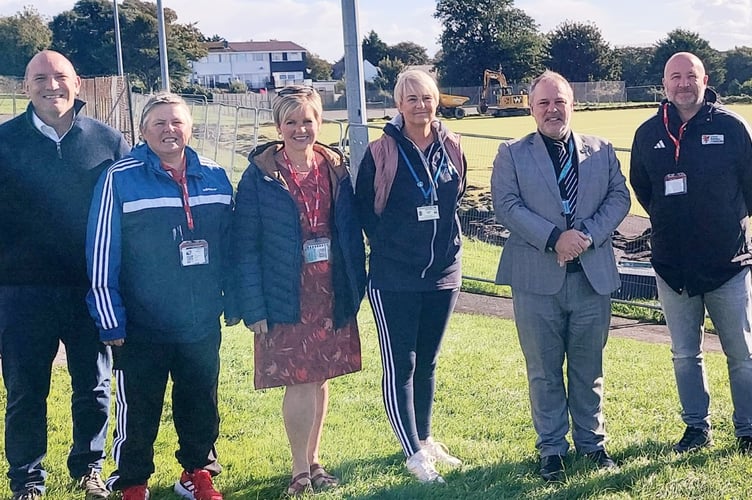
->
[[562, 200, 572, 215], [665, 173, 687, 196], [179, 240, 209, 266], [303, 237, 331, 264], [417, 205, 440, 221]]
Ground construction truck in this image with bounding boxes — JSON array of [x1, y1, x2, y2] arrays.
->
[[437, 93, 470, 119], [477, 69, 530, 117]]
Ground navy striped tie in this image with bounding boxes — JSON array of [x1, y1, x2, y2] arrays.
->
[[554, 140, 577, 229]]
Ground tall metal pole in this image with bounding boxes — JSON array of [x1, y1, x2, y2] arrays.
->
[[341, 0, 368, 178], [113, 0, 124, 76], [156, 0, 170, 91]]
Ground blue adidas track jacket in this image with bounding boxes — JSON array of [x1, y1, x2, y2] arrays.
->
[[86, 143, 234, 343]]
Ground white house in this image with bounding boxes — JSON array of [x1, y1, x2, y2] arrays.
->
[[190, 40, 309, 90]]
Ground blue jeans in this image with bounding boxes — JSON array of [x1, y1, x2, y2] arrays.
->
[[0, 286, 111, 494], [656, 269, 752, 436], [512, 271, 611, 457]]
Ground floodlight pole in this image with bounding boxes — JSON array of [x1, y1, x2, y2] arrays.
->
[[113, 1, 124, 76], [341, 0, 368, 179], [156, 0, 170, 91]]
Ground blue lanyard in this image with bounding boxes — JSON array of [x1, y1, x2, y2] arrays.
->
[[556, 137, 575, 184], [397, 143, 443, 204]]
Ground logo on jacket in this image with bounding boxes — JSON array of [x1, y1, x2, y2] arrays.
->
[[653, 140, 666, 149], [701, 134, 724, 145], [202, 187, 218, 192]]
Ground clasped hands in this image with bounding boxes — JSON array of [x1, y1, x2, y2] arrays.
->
[[554, 229, 592, 267]]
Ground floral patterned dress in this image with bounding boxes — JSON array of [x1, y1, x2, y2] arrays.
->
[[254, 159, 362, 389]]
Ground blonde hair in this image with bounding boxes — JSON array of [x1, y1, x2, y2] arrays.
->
[[272, 85, 323, 127], [139, 92, 193, 132], [393, 69, 440, 107]]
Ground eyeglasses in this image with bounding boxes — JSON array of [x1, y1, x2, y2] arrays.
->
[[277, 85, 315, 97]]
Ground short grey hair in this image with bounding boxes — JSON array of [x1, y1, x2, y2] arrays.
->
[[529, 70, 573, 102], [139, 92, 193, 132]]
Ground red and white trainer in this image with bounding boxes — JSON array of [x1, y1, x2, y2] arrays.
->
[[121, 483, 149, 500], [174, 469, 223, 500]]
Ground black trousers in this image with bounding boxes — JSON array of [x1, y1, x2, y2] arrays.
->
[[106, 330, 222, 490], [367, 284, 459, 458], [0, 286, 111, 494]]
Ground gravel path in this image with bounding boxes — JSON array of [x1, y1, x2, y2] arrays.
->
[[455, 291, 722, 352]]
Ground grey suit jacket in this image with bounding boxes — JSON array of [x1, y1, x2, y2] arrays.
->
[[491, 131, 630, 295]]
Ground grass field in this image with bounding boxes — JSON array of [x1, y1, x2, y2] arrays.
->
[[1, 307, 748, 499], [422, 104, 752, 149]]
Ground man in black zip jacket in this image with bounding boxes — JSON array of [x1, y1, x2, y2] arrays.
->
[[630, 51, 752, 455], [0, 50, 129, 500]]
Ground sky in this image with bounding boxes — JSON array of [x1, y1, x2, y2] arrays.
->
[[2, 0, 752, 63]]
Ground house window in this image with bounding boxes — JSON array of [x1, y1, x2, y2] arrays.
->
[[287, 52, 303, 62], [253, 53, 265, 61], [271, 53, 284, 62]]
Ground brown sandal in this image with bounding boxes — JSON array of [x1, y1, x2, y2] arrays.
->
[[286, 472, 313, 497], [309, 463, 339, 490]]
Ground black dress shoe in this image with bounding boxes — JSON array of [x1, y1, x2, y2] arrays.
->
[[585, 449, 618, 469], [539, 454, 565, 482]]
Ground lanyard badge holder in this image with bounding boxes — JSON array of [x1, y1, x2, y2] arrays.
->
[[282, 150, 331, 264], [169, 166, 209, 267], [398, 144, 441, 222], [662, 105, 688, 196]]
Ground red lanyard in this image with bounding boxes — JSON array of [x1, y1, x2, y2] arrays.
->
[[282, 150, 321, 231], [663, 104, 688, 166], [162, 159, 194, 232]]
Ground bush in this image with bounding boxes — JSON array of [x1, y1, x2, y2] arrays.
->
[[228, 80, 248, 94], [175, 84, 214, 102]]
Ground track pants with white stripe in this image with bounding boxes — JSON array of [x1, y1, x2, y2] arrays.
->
[[106, 331, 222, 490], [367, 283, 459, 457]]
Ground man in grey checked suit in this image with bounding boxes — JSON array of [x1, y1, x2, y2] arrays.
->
[[491, 70, 630, 482]]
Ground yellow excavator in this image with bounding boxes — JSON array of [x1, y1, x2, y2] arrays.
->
[[477, 68, 530, 117]]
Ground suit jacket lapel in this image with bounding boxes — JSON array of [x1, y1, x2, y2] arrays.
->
[[529, 133, 561, 201], [573, 133, 591, 216]]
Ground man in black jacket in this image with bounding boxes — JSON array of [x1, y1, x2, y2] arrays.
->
[[0, 50, 130, 499], [630, 51, 752, 455]]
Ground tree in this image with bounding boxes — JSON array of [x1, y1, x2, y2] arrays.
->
[[306, 52, 333, 81], [0, 6, 52, 77], [387, 42, 429, 66], [546, 21, 619, 82], [614, 46, 654, 86], [50, 0, 207, 90], [650, 29, 725, 90], [722, 47, 752, 94], [362, 30, 388, 66], [434, 0, 546, 86], [375, 56, 406, 90]]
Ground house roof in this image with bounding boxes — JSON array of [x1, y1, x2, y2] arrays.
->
[[205, 40, 307, 53]]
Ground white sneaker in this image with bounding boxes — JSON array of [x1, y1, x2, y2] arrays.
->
[[406, 449, 445, 484], [420, 436, 463, 467]]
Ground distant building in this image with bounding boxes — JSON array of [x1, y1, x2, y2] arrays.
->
[[331, 59, 380, 83], [190, 40, 309, 90]]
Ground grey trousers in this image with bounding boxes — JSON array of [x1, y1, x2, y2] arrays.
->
[[512, 271, 611, 457]]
